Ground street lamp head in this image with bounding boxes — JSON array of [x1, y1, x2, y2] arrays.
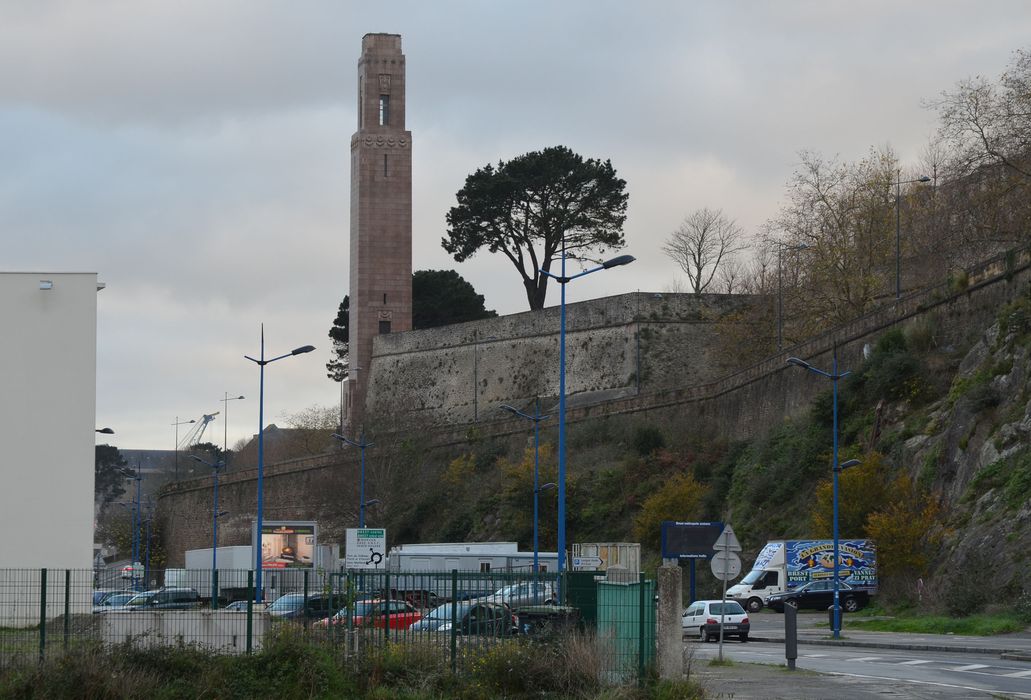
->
[[602, 254, 636, 269], [364, 498, 381, 507], [191, 455, 224, 469], [500, 405, 519, 416], [837, 459, 862, 472], [786, 357, 811, 370], [539, 482, 557, 491], [917, 176, 931, 183], [96, 427, 115, 434], [291, 345, 316, 355]]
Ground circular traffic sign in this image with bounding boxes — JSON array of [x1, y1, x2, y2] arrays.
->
[[710, 551, 741, 580]]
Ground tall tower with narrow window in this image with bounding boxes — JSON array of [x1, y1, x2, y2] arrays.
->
[[345, 33, 412, 430]]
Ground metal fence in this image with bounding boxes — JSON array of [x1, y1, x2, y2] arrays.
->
[[0, 568, 655, 683]]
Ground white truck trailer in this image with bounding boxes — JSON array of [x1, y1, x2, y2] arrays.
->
[[166, 545, 341, 603], [726, 539, 877, 612]]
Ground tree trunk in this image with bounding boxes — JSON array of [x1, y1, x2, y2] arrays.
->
[[525, 277, 549, 310]]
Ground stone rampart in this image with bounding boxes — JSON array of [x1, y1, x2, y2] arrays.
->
[[364, 292, 757, 427], [158, 247, 1031, 561]]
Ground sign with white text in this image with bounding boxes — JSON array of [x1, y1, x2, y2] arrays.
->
[[345, 528, 387, 569]]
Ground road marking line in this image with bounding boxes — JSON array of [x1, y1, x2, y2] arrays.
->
[[950, 664, 989, 671], [847, 656, 882, 662], [898, 659, 933, 665], [825, 670, 1031, 699], [1003, 669, 1031, 678], [803, 653, 828, 657]]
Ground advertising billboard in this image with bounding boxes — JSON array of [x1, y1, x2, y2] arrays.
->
[[253, 521, 317, 569]]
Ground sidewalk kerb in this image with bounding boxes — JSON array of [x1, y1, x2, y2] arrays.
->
[[748, 634, 1027, 656]]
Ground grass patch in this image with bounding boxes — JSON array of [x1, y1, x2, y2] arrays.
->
[[847, 614, 1026, 636], [707, 657, 735, 667]]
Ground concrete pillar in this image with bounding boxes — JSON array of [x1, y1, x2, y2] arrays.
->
[[656, 564, 684, 679]]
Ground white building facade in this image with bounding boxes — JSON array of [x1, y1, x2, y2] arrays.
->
[[0, 272, 101, 573]]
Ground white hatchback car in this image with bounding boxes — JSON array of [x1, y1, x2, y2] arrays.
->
[[681, 599, 750, 642]]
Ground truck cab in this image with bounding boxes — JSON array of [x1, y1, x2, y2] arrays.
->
[[727, 568, 784, 612]]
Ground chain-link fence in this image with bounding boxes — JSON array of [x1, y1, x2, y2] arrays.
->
[[0, 567, 655, 684]]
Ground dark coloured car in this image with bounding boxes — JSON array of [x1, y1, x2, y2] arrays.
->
[[92, 592, 136, 614], [266, 593, 338, 620], [121, 588, 201, 611], [93, 589, 124, 606], [517, 605, 581, 637], [766, 580, 870, 613], [409, 601, 517, 636]]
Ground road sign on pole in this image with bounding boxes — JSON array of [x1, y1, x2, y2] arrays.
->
[[713, 525, 742, 552], [710, 550, 741, 580], [572, 556, 603, 569]]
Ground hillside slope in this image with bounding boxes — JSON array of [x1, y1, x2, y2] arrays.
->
[[379, 289, 1031, 610]]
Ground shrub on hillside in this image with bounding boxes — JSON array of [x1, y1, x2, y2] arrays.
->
[[632, 425, 666, 456], [864, 474, 943, 583], [633, 473, 709, 551], [810, 451, 890, 538]]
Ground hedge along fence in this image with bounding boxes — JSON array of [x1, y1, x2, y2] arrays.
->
[[1, 568, 658, 686]]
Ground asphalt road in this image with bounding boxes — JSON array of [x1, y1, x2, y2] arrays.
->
[[690, 640, 1031, 699]]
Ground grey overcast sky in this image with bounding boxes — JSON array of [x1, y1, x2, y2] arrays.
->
[[3, 1, 1029, 450]]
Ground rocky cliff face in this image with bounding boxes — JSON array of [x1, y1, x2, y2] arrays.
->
[[899, 298, 1031, 607]]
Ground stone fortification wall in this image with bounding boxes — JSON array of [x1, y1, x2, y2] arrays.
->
[[159, 452, 347, 568], [364, 292, 756, 428], [158, 247, 1031, 561], [448, 247, 1031, 446]]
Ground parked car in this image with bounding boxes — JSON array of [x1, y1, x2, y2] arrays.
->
[[409, 601, 517, 636], [485, 582, 555, 608], [517, 605, 580, 637], [92, 589, 123, 607], [92, 592, 136, 614], [122, 588, 202, 611], [681, 600, 750, 642], [315, 599, 423, 630], [766, 580, 870, 613], [266, 593, 338, 621], [122, 590, 158, 609], [385, 588, 441, 610], [223, 600, 267, 612]]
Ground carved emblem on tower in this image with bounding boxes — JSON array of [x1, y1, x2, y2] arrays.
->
[[379, 73, 391, 92]]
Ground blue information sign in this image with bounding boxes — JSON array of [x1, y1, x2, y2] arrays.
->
[[660, 521, 725, 559]]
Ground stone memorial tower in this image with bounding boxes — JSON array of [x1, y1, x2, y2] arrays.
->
[[345, 33, 413, 430]]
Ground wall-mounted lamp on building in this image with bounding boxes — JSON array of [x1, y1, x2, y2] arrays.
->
[[39, 280, 53, 290]]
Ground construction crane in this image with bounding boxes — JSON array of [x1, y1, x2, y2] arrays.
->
[[176, 411, 220, 450]]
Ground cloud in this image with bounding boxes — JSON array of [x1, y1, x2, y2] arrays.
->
[[3, 1, 1030, 448]]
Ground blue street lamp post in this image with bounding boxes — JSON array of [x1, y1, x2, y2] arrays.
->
[[332, 431, 375, 527], [501, 400, 552, 572], [541, 248, 635, 598], [192, 455, 228, 607], [220, 393, 245, 470], [119, 465, 142, 569], [172, 417, 196, 481], [244, 326, 314, 602], [787, 349, 860, 638], [143, 506, 152, 587]]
